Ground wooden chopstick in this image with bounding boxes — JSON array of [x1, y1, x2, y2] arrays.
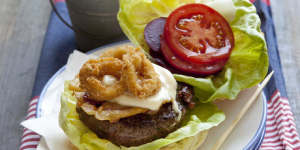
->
[[212, 71, 274, 150]]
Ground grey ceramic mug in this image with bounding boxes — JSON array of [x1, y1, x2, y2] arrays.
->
[[51, 0, 126, 51]]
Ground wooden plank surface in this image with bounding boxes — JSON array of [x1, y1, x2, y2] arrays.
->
[[0, 0, 300, 149], [271, 1, 300, 132], [0, 0, 51, 149]]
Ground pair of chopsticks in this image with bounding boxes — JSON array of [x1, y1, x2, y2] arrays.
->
[[212, 71, 274, 150]]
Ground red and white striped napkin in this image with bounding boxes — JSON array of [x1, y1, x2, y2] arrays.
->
[[20, 97, 40, 150], [261, 91, 300, 150]]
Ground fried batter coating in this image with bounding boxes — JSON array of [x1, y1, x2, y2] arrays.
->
[[79, 57, 125, 101], [69, 77, 85, 92], [123, 49, 162, 98], [100, 45, 133, 60], [79, 46, 162, 101]]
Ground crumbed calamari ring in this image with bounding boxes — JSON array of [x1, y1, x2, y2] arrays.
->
[[79, 57, 125, 101], [123, 49, 162, 98], [100, 46, 133, 60]]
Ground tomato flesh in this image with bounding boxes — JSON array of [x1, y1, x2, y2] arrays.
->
[[160, 37, 227, 75], [164, 4, 234, 64]]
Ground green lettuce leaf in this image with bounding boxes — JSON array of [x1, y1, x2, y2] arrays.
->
[[118, 0, 268, 103], [59, 81, 225, 150]]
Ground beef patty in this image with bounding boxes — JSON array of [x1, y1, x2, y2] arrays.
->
[[76, 83, 193, 147]]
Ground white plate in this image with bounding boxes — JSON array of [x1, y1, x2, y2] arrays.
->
[[37, 41, 267, 150]]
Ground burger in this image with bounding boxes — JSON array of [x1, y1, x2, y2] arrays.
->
[[60, 46, 220, 150], [59, 0, 268, 149]]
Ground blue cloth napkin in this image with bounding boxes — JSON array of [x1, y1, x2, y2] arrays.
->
[[31, 2, 76, 96]]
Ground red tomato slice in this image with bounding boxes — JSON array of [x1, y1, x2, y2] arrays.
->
[[164, 4, 234, 64], [161, 37, 227, 75]]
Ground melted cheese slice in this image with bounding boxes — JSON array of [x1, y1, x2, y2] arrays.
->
[[110, 64, 177, 111]]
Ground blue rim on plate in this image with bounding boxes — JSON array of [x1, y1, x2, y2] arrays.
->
[[254, 125, 266, 150], [36, 41, 267, 149], [244, 93, 267, 150]]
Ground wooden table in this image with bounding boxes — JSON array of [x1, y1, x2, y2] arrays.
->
[[0, 0, 299, 149]]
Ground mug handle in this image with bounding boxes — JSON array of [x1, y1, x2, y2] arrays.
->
[[49, 0, 74, 30], [49, 0, 100, 39]]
